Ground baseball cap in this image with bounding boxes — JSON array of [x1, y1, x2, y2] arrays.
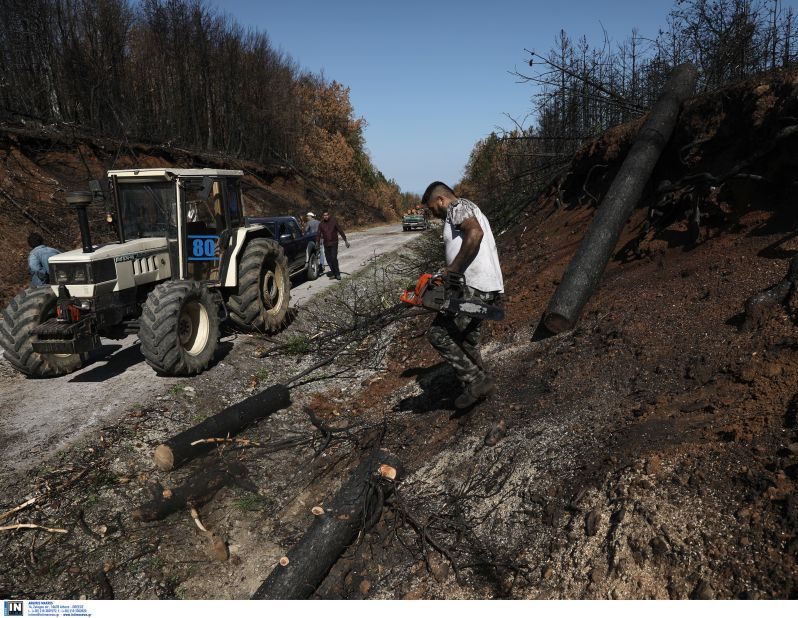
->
[[307, 212, 315, 217]]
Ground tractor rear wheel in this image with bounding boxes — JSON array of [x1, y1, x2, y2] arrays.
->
[[139, 281, 220, 376], [227, 238, 290, 333], [0, 287, 85, 377]]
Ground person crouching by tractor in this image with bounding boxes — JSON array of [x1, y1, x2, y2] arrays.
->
[[421, 181, 504, 409], [27, 232, 60, 287]]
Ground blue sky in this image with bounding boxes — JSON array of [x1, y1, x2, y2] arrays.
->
[[215, 0, 796, 195]]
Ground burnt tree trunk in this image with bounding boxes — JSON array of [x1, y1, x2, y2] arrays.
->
[[543, 63, 699, 334], [251, 450, 402, 600], [743, 253, 798, 329], [132, 461, 248, 522], [154, 384, 291, 471]]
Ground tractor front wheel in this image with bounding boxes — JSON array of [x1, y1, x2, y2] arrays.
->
[[0, 287, 85, 378], [139, 281, 220, 376], [227, 238, 290, 333]]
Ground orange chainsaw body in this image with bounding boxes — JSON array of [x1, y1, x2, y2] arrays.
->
[[400, 273, 435, 307], [400, 273, 504, 320]]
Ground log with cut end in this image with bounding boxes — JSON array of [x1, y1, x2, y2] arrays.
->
[[543, 63, 699, 334], [251, 449, 402, 600], [154, 384, 291, 471], [132, 462, 247, 522]]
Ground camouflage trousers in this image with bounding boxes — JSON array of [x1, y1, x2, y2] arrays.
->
[[427, 287, 499, 385]]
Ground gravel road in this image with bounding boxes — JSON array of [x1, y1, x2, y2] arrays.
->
[[0, 223, 419, 477]]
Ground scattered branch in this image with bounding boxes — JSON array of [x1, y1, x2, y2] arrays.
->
[[0, 523, 67, 534], [0, 498, 37, 523]]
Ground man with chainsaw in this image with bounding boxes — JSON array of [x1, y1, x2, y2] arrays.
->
[[420, 181, 504, 409]]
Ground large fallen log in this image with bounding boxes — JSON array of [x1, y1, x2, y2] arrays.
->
[[543, 63, 699, 334], [132, 461, 248, 522], [154, 384, 291, 471], [252, 450, 402, 600]]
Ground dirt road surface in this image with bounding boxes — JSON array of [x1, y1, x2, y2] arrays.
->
[[0, 223, 418, 479], [290, 224, 422, 307]]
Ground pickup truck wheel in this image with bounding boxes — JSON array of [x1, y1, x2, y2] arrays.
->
[[140, 281, 220, 376], [227, 238, 290, 333], [0, 287, 85, 377], [306, 250, 320, 281]]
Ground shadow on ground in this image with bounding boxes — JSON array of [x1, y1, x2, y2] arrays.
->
[[397, 362, 461, 413]]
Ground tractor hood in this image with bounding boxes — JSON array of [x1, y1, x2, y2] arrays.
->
[[49, 238, 172, 298], [49, 238, 168, 264]]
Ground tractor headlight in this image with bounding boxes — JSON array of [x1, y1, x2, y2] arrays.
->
[[49, 259, 115, 285], [51, 264, 90, 284]]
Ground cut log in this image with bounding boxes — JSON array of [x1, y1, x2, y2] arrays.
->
[[543, 63, 699, 334], [132, 462, 247, 522], [252, 449, 402, 600], [154, 384, 291, 471]]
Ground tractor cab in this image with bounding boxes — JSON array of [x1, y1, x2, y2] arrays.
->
[[109, 168, 249, 285]]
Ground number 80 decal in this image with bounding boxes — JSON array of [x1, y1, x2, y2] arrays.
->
[[187, 235, 220, 261]]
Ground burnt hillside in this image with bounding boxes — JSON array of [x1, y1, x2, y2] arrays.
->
[[312, 68, 798, 599]]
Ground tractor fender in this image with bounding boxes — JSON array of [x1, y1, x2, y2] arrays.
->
[[222, 226, 275, 288]]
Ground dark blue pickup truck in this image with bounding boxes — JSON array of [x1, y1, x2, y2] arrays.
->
[[246, 216, 320, 280]]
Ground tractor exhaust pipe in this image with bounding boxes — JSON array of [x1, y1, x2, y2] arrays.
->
[[66, 191, 94, 253]]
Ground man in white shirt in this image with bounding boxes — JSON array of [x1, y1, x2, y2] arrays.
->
[[421, 181, 504, 409]]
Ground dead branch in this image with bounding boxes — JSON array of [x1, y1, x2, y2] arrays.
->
[[389, 489, 460, 578], [0, 188, 56, 235], [0, 497, 36, 523], [189, 507, 209, 533], [519, 49, 646, 112], [189, 507, 229, 561], [0, 523, 67, 534], [582, 163, 609, 204], [76, 509, 102, 540], [190, 437, 268, 448]]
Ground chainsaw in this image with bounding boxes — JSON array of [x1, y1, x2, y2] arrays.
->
[[400, 273, 504, 321]]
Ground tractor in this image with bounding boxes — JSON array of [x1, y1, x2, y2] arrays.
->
[[0, 168, 291, 377]]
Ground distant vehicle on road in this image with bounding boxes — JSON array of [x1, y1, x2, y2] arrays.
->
[[245, 216, 319, 280], [403, 213, 427, 231]]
